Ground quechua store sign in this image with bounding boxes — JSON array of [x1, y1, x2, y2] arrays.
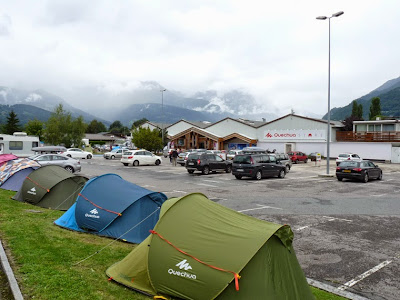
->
[[263, 130, 326, 140]]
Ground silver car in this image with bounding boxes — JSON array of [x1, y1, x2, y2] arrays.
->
[[104, 149, 129, 159], [29, 154, 81, 173]]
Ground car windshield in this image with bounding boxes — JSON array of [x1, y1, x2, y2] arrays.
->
[[339, 154, 350, 158], [233, 155, 251, 164], [339, 161, 359, 167], [124, 151, 133, 155], [29, 155, 41, 160], [188, 153, 200, 159]]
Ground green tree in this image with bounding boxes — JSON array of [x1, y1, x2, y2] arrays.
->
[[87, 119, 107, 133], [43, 104, 87, 147], [25, 119, 44, 139], [109, 120, 129, 136], [351, 100, 363, 119], [131, 118, 148, 130], [369, 97, 381, 120], [3, 110, 21, 134], [357, 104, 363, 119], [131, 127, 162, 152]]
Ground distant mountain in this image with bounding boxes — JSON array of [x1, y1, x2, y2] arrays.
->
[[78, 81, 278, 124], [0, 104, 52, 125], [323, 76, 400, 120], [0, 87, 110, 125]]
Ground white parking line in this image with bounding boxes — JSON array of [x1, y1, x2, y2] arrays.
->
[[296, 216, 352, 231], [338, 260, 392, 290], [185, 181, 218, 187], [372, 194, 387, 197], [202, 180, 222, 183], [162, 190, 188, 194], [238, 205, 282, 213]]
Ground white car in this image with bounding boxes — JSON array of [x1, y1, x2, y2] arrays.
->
[[65, 148, 93, 159], [227, 150, 243, 160], [121, 150, 162, 166], [336, 153, 362, 166]]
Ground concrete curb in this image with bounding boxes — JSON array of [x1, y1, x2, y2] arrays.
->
[[307, 278, 369, 300], [0, 240, 24, 300]]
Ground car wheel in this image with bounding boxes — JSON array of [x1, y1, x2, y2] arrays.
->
[[235, 175, 242, 179], [377, 172, 383, 180], [155, 159, 161, 166], [202, 166, 210, 175], [64, 166, 74, 173], [254, 170, 262, 180], [123, 163, 128, 166], [226, 165, 232, 173], [188, 170, 194, 174], [363, 173, 369, 183], [87, 154, 92, 159], [295, 159, 298, 164], [304, 159, 308, 163], [285, 165, 290, 173], [111, 155, 115, 160], [67, 154, 72, 157], [278, 169, 285, 178], [133, 160, 139, 166], [337, 176, 343, 181]]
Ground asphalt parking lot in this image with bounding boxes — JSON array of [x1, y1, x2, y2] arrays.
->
[[81, 157, 400, 300]]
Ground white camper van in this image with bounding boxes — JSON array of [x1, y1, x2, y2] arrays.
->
[[0, 132, 40, 157]]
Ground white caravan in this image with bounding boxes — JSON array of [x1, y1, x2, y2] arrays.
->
[[0, 132, 40, 157]]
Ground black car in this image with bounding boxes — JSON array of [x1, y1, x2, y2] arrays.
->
[[185, 153, 232, 175], [232, 154, 286, 180], [336, 160, 382, 183]]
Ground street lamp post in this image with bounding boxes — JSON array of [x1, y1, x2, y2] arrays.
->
[[160, 88, 166, 146], [316, 11, 343, 175]]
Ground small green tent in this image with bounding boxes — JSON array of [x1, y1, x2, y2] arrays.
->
[[13, 165, 88, 210], [106, 193, 314, 299]]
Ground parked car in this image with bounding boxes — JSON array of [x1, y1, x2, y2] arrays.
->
[[29, 154, 81, 173], [309, 152, 318, 161], [104, 148, 129, 159], [271, 153, 292, 173], [205, 150, 227, 160], [287, 151, 308, 164], [227, 150, 243, 160], [121, 150, 162, 166], [336, 160, 382, 183], [185, 153, 232, 175], [232, 154, 286, 180], [177, 152, 189, 166], [65, 148, 93, 159], [335, 153, 362, 166]]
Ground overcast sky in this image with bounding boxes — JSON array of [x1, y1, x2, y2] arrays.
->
[[0, 0, 399, 116]]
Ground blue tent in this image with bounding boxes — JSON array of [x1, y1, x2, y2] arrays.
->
[[54, 174, 167, 243]]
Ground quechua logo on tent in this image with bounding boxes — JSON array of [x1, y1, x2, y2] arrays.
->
[[168, 259, 196, 280], [27, 187, 36, 195], [85, 208, 100, 219]]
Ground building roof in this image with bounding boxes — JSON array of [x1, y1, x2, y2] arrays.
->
[[260, 114, 344, 128], [84, 133, 123, 141], [166, 119, 210, 129]]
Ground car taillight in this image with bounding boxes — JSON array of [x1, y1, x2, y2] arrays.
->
[[352, 168, 362, 172], [347, 157, 351, 160], [336, 167, 341, 171], [128, 156, 133, 159], [197, 159, 201, 164], [250, 157, 254, 164], [184, 157, 188, 160]]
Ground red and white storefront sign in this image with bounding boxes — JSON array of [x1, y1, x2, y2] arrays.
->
[[263, 130, 326, 140]]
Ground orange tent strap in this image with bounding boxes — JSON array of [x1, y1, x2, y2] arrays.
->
[[79, 193, 122, 216], [150, 230, 241, 291], [26, 176, 50, 193]]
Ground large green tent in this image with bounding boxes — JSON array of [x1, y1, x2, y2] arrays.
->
[[106, 193, 314, 299], [13, 165, 88, 210]]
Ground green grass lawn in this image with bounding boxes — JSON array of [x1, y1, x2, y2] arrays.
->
[[0, 189, 347, 299]]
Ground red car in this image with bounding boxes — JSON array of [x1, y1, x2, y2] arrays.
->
[[287, 151, 308, 163]]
